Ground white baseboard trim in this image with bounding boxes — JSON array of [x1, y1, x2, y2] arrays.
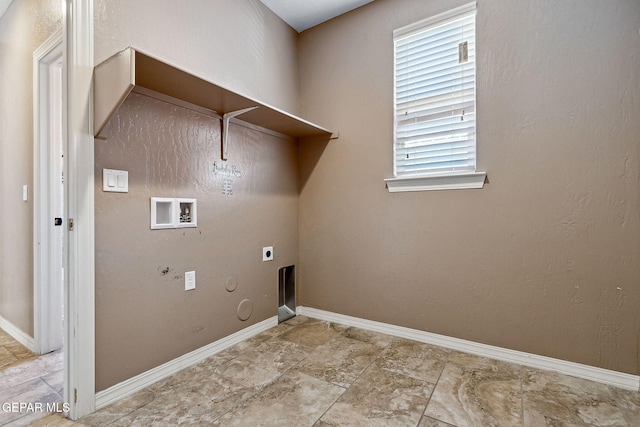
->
[[0, 315, 36, 352], [297, 307, 640, 392], [95, 316, 278, 409]]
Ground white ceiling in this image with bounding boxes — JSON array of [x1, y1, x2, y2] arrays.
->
[[0, 0, 12, 18], [260, 0, 374, 32], [0, 0, 374, 32]]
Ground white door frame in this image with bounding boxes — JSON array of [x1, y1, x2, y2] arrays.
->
[[64, 0, 95, 419], [33, 29, 64, 356]]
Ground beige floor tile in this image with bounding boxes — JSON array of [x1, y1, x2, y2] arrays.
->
[[320, 364, 433, 427], [418, 416, 457, 427], [297, 334, 384, 387], [0, 331, 38, 372], [424, 352, 523, 427], [152, 371, 258, 414], [0, 346, 19, 369], [6, 411, 63, 427], [215, 331, 282, 360], [0, 330, 18, 346], [522, 368, 629, 427], [107, 378, 256, 427], [78, 390, 155, 426], [609, 386, 640, 426], [278, 320, 348, 348], [211, 370, 344, 427], [341, 327, 395, 349], [215, 339, 310, 387], [148, 353, 235, 393], [5, 340, 37, 361], [4, 319, 636, 427], [271, 315, 313, 332], [30, 414, 86, 427], [375, 338, 449, 384]]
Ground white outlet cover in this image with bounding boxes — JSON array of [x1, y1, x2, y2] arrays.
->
[[263, 246, 274, 262], [185, 271, 196, 291]]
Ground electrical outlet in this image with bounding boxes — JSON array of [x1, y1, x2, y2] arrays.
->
[[263, 246, 274, 262], [185, 271, 196, 291]]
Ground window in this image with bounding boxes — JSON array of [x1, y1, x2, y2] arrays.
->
[[386, 2, 485, 192]]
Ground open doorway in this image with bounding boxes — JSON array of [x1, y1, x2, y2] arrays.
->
[[34, 29, 64, 355], [0, 25, 68, 426]]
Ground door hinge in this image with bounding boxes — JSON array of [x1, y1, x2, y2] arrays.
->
[[68, 218, 74, 231], [74, 388, 78, 404]]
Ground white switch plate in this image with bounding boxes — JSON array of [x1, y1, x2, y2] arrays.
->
[[263, 246, 274, 262], [103, 169, 129, 193], [22, 185, 28, 201], [185, 271, 196, 291]]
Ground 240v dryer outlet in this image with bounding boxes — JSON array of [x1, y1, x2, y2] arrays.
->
[[263, 246, 274, 262]]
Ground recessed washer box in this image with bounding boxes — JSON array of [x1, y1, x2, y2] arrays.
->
[[151, 197, 197, 229], [177, 199, 197, 228]]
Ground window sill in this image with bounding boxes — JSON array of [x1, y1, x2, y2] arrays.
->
[[385, 172, 486, 193]]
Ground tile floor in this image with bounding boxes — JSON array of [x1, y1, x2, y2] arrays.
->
[[3, 316, 640, 426], [0, 330, 64, 427], [0, 330, 38, 370]]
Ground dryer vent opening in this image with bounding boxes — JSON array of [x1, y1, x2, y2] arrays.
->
[[278, 265, 296, 323]]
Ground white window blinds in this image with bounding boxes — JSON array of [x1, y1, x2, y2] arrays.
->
[[394, 5, 476, 177]]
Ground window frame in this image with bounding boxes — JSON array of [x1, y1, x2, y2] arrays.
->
[[386, 2, 486, 192]]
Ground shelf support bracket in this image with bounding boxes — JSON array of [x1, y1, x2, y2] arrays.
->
[[221, 106, 258, 160]]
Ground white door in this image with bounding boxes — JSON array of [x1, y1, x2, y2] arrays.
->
[[34, 30, 64, 354]]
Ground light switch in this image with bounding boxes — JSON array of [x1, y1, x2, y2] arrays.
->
[[103, 169, 128, 193], [22, 185, 28, 201]]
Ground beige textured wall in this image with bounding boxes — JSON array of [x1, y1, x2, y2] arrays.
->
[[0, 0, 62, 335], [298, 0, 640, 374], [94, 0, 300, 115], [95, 93, 299, 391], [93, 0, 301, 391]]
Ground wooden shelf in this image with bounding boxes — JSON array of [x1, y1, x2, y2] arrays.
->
[[94, 47, 337, 142]]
